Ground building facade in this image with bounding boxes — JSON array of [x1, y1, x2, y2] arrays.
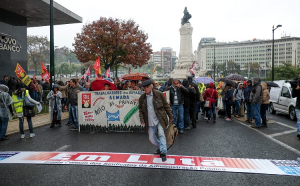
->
[[197, 37, 300, 74], [152, 47, 177, 73]]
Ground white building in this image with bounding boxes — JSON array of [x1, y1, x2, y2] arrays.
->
[[197, 37, 300, 71]]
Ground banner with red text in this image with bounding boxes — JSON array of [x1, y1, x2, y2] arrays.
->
[[78, 90, 169, 132], [0, 151, 299, 176]]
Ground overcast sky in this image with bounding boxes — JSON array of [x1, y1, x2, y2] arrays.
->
[[28, 0, 300, 55]]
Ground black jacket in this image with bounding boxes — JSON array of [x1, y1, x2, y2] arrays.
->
[[292, 88, 300, 109], [168, 85, 188, 105], [189, 83, 200, 103], [1, 79, 8, 86], [182, 79, 196, 108]]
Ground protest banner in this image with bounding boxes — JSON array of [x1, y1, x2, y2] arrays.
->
[[78, 90, 169, 132], [0, 151, 299, 176]]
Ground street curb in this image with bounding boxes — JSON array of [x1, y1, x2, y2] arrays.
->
[[6, 113, 69, 136]]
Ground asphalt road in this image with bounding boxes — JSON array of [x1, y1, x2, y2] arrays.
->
[[0, 112, 299, 186]]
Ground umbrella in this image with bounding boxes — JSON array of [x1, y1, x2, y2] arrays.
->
[[225, 74, 246, 81], [104, 78, 113, 82], [195, 77, 214, 84], [122, 73, 149, 81], [91, 80, 118, 91], [218, 78, 236, 86], [264, 81, 279, 87]]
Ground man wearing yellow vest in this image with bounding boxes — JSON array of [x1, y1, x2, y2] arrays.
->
[[12, 86, 40, 138], [197, 83, 206, 117]]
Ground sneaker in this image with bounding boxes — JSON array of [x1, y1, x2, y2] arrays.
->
[[251, 125, 261, 128], [179, 130, 184, 134], [204, 117, 208, 120], [70, 127, 78, 131], [225, 118, 231, 121], [160, 153, 167, 162], [235, 115, 240, 118], [30, 133, 35, 138], [184, 126, 191, 130], [21, 134, 25, 139]]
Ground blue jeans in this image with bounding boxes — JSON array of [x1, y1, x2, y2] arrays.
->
[[171, 104, 184, 130], [234, 100, 241, 115], [0, 116, 9, 138], [197, 102, 201, 114], [69, 104, 78, 128], [245, 102, 253, 120], [19, 117, 33, 134], [68, 103, 74, 124], [184, 107, 190, 128], [253, 104, 261, 127], [148, 124, 167, 154], [222, 100, 227, 117], [295, 109, 300, 134], [207, 103, 216, 120]]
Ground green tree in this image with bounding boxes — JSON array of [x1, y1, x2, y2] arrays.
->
[[265, 63, 299, 80], [27, 35, 50, 74], [244, 62, 260, 77]]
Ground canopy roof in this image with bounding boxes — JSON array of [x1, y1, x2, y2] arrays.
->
[[0, 0, 82, 27]]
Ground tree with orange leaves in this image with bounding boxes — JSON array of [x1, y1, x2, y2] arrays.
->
[[73, 17, 152, 76]]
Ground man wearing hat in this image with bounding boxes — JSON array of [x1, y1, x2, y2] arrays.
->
[[138, 79, 174, 162]]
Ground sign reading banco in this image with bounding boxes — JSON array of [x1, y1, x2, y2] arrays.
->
[[0, 36, 22, 53]]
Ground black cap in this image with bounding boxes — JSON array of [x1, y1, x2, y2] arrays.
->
[[141, 78, 153, 87]]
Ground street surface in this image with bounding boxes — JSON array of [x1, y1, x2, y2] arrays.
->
[[0, 112, 299, 186]]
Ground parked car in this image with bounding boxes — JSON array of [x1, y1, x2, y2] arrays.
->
[[269, 80, 296, 120]]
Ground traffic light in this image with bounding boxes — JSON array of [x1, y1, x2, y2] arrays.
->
[[82, 68, 86, 75]]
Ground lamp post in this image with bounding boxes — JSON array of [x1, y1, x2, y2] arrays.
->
[[272, 24, 282, 81], [213, 46, 216, 81], [49, 0, 54, 88]]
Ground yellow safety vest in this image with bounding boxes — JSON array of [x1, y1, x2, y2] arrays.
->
[[199, 83, 206, 93], [12, 90, 28, 113]]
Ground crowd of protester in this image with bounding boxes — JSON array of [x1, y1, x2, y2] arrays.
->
[[0, 73, 273, 141]]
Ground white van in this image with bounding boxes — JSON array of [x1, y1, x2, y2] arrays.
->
[[269, 80, 296, 120]]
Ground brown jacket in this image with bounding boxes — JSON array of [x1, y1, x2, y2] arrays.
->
[[138, 89, 173, 131], [261, 82, 270, 104], [59, 85, 68, 98]]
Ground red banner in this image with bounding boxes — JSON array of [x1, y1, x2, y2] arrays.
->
[[41, 62, 50, 80], [94, 56, 101, 80]]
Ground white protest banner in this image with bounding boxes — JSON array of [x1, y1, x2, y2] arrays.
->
[[78, 90, 170, 132]]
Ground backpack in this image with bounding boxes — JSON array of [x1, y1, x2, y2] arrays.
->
[[165, 123, 178, 147]]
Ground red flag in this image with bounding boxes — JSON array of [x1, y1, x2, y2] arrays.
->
[[41, 62, 50, 80], [105, 67, 110, 78], [82, 66, 91, 82], [190, 61, 196, 75], [94, 56, 102, 80]]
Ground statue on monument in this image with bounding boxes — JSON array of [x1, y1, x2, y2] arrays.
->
[[181, 7, 192, 25]]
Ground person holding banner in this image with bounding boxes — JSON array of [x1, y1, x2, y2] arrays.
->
[[67, 79, 83, 131], [138, 79, 174, 162]]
